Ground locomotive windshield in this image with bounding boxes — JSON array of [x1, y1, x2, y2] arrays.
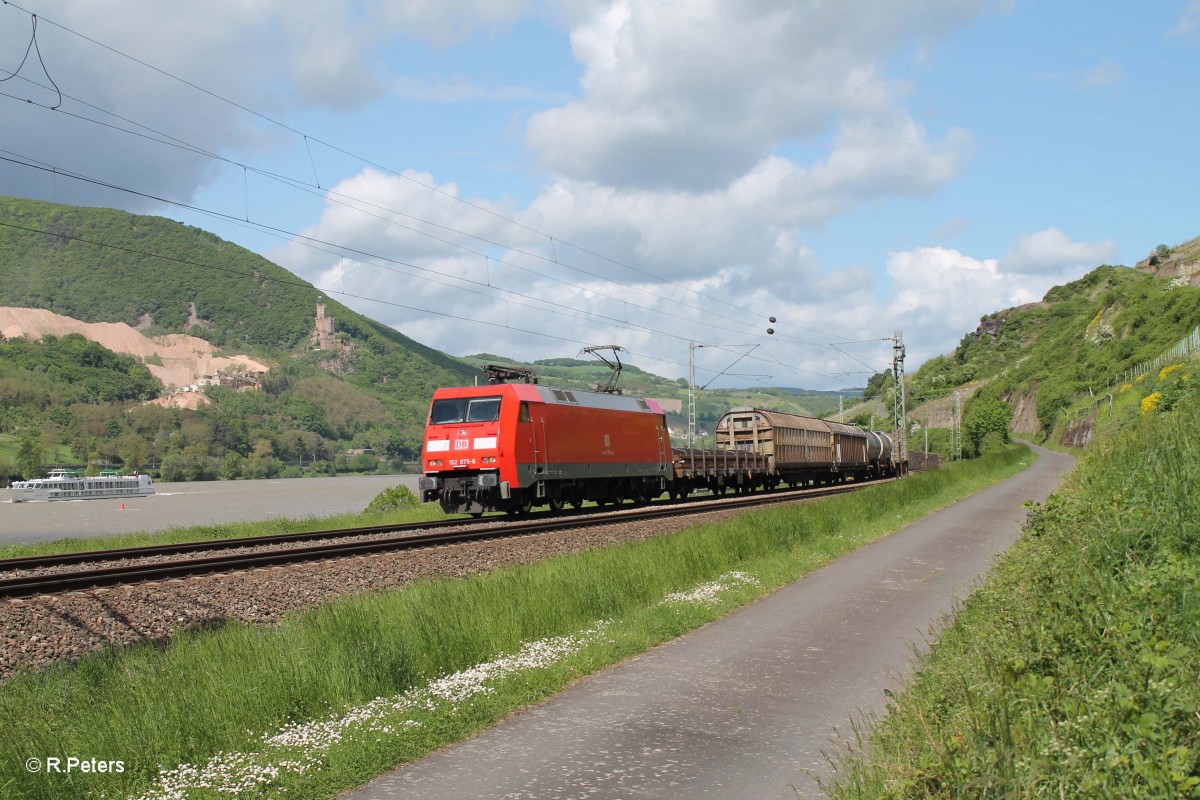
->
[[430, 395, 502, 425]]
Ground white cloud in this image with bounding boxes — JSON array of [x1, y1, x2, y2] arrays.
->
[[4, 0, 1043, 389], [526, 0, 989, 190], [1000, 228, 1119, 276], [273, 170, 1112, 388], [371, 0, 532, 47], [0, 0, 534, 207], [1176, 0, 1200, 39]]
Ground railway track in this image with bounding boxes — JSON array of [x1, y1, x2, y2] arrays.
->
[[0, 483, 869, 599]]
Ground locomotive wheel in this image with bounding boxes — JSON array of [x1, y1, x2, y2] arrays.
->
[[548, 497, 564, 512], [570, 498, 584, 509], [469, 512, 483, 519]]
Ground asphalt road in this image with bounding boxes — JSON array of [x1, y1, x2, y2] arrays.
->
[[341, 445, 1074, 800]]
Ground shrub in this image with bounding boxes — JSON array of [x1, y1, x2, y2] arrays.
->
[[364, 484, 419, 514]]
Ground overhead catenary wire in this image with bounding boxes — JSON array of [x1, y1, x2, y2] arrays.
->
[[0, 0, 865, 348], [0, 73, 830, 350], [0, 168, 841, 387], [0, 6, 896, 389], [0, 151, 821, 380]]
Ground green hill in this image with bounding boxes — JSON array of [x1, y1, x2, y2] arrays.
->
[[0, 195, 480, 480], [905, 237, 1200, 452]]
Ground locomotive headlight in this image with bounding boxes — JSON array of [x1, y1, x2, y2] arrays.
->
[[428, 459, 443, 467], [482, 456, 497, 464]]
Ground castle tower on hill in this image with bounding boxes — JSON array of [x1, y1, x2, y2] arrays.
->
[[312, 303, 337, 349]]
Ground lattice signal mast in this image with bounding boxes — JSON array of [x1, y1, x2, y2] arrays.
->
[[892, 330, 908, 472]]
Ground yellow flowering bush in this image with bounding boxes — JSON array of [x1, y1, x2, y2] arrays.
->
[[1159, 363, 1184, 381], [1141, 391, 1163, 416]]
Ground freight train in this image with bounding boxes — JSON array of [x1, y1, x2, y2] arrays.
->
[[418, 380, 898, 516]]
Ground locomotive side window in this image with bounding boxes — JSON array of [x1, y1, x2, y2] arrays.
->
[[518, 402, 531, 422]]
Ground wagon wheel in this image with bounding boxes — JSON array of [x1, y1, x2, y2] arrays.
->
[[507, 497, 533, 515]]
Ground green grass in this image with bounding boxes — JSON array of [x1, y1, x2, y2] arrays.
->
[[823, 400, 1200, 798], [3, 447, 1032, 800]]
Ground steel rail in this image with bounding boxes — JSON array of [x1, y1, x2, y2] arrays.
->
[[0, 483, 866, 599], [0, 516, 488, 572]]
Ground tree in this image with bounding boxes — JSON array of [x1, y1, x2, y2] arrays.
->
[[962, 392, 1013, 457], [863, 371, 891, 401], [15, 429, 44, 479], [118, 433, 147, 472]]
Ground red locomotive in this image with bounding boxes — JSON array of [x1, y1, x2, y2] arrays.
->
[[418, 383, 671, 515]]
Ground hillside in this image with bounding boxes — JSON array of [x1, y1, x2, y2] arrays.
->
[[0, 195, 485, 480], [0, 195, 474, 387], [0, 307, 269, 394], [905, 237, 1200, 448]]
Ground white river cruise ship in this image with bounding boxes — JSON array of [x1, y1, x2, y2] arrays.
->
[[9, 469, 155, 503]]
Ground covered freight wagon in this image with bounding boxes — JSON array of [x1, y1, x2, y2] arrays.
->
[[714, 407, 894, 485]]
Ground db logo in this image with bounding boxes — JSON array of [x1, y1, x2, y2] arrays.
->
[[454, 439, 469, 450]]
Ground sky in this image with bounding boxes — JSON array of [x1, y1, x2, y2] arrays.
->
[[1, 0, 1198, 392]]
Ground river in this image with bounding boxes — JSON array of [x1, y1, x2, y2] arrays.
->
[[0, 474, 421, 546]]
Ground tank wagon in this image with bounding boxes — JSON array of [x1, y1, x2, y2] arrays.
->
[[419, 383, 671, 515], [714, 407, 895, 485]]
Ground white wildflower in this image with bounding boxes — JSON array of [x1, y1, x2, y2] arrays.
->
[[130, 622, 612, 799], [660, 571, 761, 607]]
